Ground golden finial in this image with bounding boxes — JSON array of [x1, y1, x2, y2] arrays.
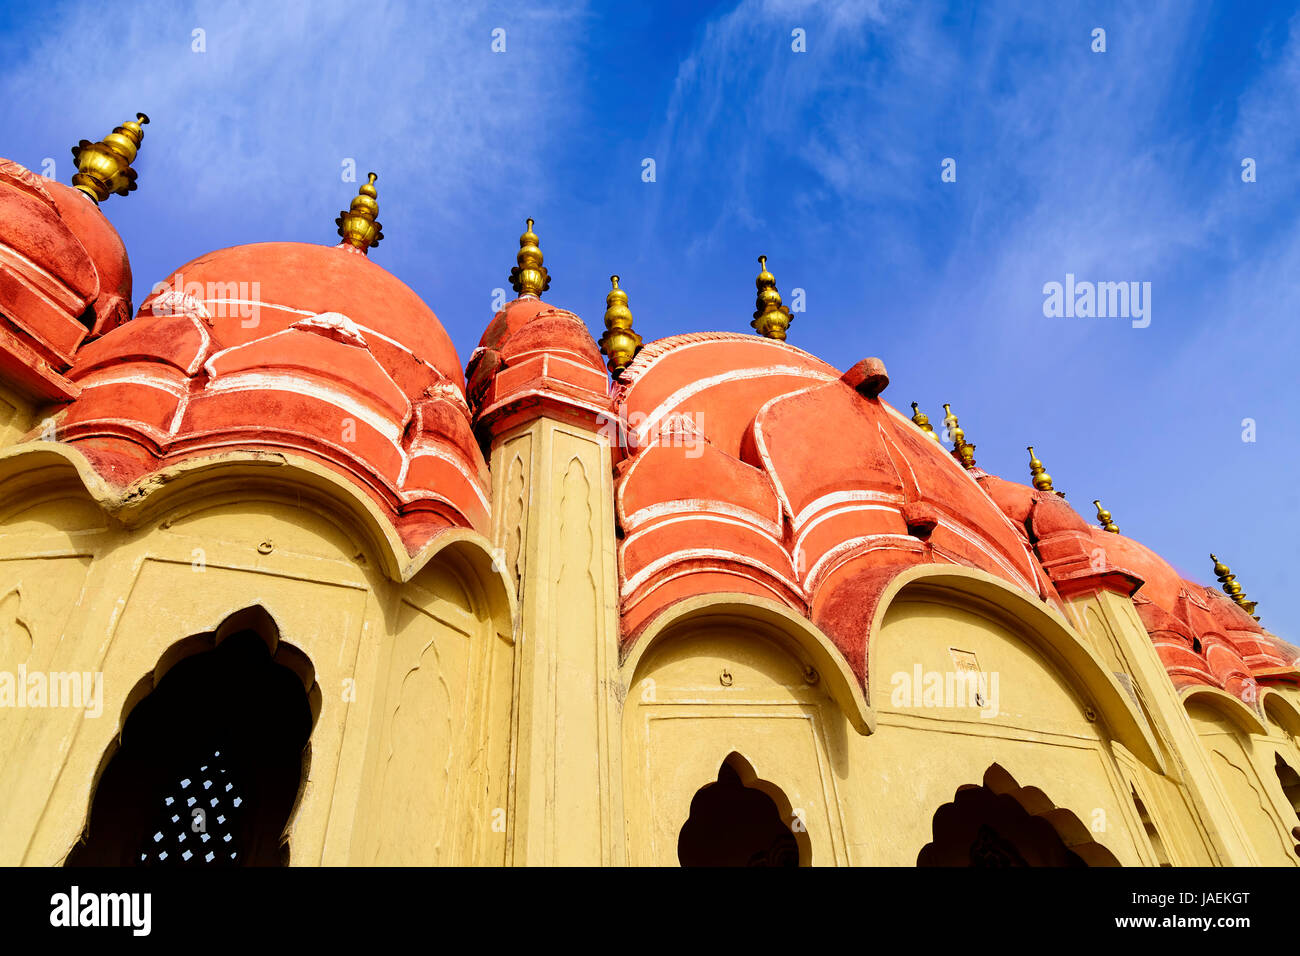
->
[[910, 403, 942, 442], [335, 172, 383, 254], [942, 403, 977, 470], [509, 218, 550, 297], [1093, 499, 1120, 534], [1211, 554, 1260, 620], [1027, 446, 1055, 493], [751, 255, 792, 340], [599, 275, 643, 378], [70, 113, 149, 204]]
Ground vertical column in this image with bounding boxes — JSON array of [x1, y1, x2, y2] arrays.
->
[[491, 417, 624, 865], [1070, 589, 1259, 865]]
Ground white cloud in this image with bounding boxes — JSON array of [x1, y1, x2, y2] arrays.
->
[[3, 0, 590, 234]]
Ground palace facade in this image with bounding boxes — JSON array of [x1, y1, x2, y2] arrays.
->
[[1, 117, 1298, 866]]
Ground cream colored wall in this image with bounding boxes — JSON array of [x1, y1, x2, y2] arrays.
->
[[490, 418, 624, 866], [0, 450, 513, 866], [0, 382, 35, 448], [1062, 590, 1253, 865], [2, 427, 1298, 867], [618, 579, 1271, 867], [1186, 695, 1299, 866], [622, 625, 845, 866], [348, 558, 514, 865], [865, 596, 1145, 865]]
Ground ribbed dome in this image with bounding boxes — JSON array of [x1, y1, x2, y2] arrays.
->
[[136, 241, 465, 390], [614, 333, 1048, 657], [45, 179, 133, 336], [0, 157, 133, 399], [57, 241, 488, 547]]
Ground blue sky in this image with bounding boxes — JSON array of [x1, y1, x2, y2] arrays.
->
[[2, 0, 1297, 636]]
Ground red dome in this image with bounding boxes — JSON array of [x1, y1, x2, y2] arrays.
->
[[467, 294, 609, 437], [135, 242, 464, 390], [614, 333, 1050, 673], [45, 179, 133, 337], [0, 157, 132, 399], [1009, 484, 1297, 701], [56, 241, 487, 550], [476, 295, 549, 352]]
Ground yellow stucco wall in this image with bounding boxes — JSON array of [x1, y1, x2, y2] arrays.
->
[[0, 445, 514, 866], [0, 423, 1295, 866]]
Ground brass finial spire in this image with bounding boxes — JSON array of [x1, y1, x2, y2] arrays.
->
[[942, 403, 977, 470], [1211, 554, 1260, 620], [599, 275, 643, 378], [1027, 446, 1054, 492], [751, 255, 792, 340], [71, 113, 149, 204], [910, 403, 942, 442], [335, 172, 383, 254], [1093, 499, 1120, 533], [509, 218, 550, 297]]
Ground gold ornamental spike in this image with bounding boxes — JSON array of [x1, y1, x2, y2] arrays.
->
[[1211, 554, 1260, 620], [942, 403, 976, 470], [335, 172, 383, 254], [599, 275, 643, 378], [910, 403, 942, 442], [942, 403, 961, 443], [1027, 446, 1054, 493], [71, 113, 149, 204], [751, 255, 792, 340], [510, 218, 550, 297], [1093, 499, 1120, 534]]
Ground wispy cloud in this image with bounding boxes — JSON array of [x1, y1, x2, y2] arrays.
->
[[640, 0, 1300, 633], [2, 0, 590, 293]]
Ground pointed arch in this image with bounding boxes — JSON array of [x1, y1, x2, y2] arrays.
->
[[67, 606, 320, 866], [622, 592, 873, 734], [866, 564, 1164, 771], [678, 752, 811, 867], [1181, 685, 1268, 737], [919, 763, 1121, 867]]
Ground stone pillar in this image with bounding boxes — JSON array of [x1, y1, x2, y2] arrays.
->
[[473, 298, 624, 865], [1044, 537, 1260, 865]]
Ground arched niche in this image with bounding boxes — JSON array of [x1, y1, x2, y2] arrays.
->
[[620, 595, 856, 866], [1181, 686, 1268, 738], [866, 565, 1163, 773], [622, 592, 872, 734], [67, 606, 319, 866], [0, 444, 517, 866], [918, 764, 1121, 867], [349, 535, 516, 866], [678, 753, 810, 867], [0, 442, 514, 602], [1186, 689, 1297, 866], [1261, 689, 1300, 743]]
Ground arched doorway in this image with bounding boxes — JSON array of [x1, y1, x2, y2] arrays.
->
[[918, 765, 1120, 867], [67, 612, 315, 866], [678, 755, 802, 867]]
